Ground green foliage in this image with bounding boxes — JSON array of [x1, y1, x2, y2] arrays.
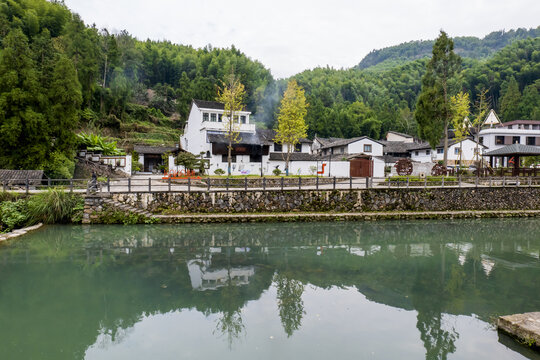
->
[[26, 189, 82, 224], [43, 151, 75, 179], [0, 200, 29, 233], [175, 152, 198, 170], [97, 207, 157, 225], [214, 168, 225, 176], [77, 132, 125, 155], [357, 27, 540, 69], [273, 168, 282, 176], [415, 31, 461, 166]]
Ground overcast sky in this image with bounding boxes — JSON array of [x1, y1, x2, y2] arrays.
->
[[64, 0, 539, 79]]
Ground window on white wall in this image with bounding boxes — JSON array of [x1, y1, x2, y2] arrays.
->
[[210, 113, 217, 122], [218, 114, 223, 122], [454, 148, 459, 155], [415, 151, 419, 156], [363, 144, 372, 153], [426, 149, 430, 155], [203, 113, 209, 122], [437, 148, 443, 154], [240, 115, 246, 124]]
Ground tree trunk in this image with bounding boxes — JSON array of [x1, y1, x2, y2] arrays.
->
[[285, 145, 291, 176]]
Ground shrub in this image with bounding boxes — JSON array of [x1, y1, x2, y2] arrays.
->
[[43, 151, 75, 179], [0, 200, 29, 232], [273, 168, 282, 176], [26, 189, 82, 224], [214, 168, 225, 175]]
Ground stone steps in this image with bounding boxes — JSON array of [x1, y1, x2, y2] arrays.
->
[[102, 198, 154, 218]]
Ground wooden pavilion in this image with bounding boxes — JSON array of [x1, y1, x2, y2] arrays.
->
[[484, 144, 540, 176]]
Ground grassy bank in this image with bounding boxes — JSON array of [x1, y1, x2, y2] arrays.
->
[[0, 189, 83, 233]]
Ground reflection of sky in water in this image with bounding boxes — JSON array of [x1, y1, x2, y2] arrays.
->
[[0, 219, 539, 360], [85, 286, 531, 360]]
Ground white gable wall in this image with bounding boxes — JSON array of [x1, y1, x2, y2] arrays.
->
[[347, 138, 384, 156]]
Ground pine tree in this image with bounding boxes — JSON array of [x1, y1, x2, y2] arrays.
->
[[275, 80, 308, 175], [415, 31, 461, 167]]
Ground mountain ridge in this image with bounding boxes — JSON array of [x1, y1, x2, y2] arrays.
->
[[357, 27, 540, 70]]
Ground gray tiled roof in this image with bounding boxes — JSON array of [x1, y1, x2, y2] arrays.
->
[[484, 144, 540, 156], [0, 169, 44, 184], [380, 140, 424, 154], [133, 145, 180, 154], [319, 136, 384, 149], [207, 129, 311, 146], [193, 99, 248, 112], [269, 152, 321, 161]]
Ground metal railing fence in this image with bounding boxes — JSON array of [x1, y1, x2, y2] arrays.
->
[[2, 175, 540, 194]]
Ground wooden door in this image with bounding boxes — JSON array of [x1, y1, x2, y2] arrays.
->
[[350, 158, 373, 177]]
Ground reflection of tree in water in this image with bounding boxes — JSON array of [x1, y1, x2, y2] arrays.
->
[[274, 272, 305, 337], [213, 250, 245, 349], [413, 244, 459, 360], [417, 311, 458, 360]]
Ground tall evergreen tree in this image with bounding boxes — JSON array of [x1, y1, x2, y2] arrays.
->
[[414, 31, 461, 167], [499, 76, 521, 121], [0, 28, 48, 169], [518, 81, 540, 120]]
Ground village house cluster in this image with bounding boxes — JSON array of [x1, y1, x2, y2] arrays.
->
[[129, 100, 540, 177]]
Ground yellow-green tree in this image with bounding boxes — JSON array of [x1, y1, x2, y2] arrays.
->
[[217, 70, 246, 175], [275, 80, 308, 175], [450, 92, 470, 169], [471, 89, 490, 168]]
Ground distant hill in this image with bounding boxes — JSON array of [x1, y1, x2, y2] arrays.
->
[[357, 27, 540, 70]]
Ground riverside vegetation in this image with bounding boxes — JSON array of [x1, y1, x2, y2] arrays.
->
[[0, 189, 83, 233], [0, 0, 539, 178]]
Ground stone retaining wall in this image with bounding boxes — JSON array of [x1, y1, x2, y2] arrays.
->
[[102, 187, 540, 214]]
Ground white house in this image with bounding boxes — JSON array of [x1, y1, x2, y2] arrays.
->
[[409, 138, 485, 165], [179, 100, 314, 175], [479, 120, 540, 151], [316, 136, 386, 177]]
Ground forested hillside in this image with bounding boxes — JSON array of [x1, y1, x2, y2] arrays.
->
[[0, 0, 538, 177], [291, 36, 539, 139], [0, 0, 273, 175], [357, 27, 540, 70]]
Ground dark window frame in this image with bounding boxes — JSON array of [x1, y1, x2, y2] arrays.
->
[[363, 144, 372, 153]]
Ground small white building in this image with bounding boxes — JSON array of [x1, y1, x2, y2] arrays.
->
[[409, 138, 485, 165]]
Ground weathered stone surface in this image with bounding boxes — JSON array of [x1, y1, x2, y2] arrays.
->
[[0, 223, 43, 242], [106, 187, 540, 214], [498, 312, 540, 348]]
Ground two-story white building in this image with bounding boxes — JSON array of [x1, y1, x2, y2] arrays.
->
[[180, 100, 315, 175]]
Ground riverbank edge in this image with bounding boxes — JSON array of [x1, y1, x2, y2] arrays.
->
[[0, 223, 43, 242], [147, 210, 540, 224]]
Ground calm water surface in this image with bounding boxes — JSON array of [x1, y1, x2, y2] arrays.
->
[[0, 219, 539, 360]]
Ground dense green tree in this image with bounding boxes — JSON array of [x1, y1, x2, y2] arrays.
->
[[415, 31, 461, 167], [0, 28, 48, 169], [518, 81, 540, 119], [499, 76, 521, 121]]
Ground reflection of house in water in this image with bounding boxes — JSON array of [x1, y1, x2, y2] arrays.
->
[[187, 249, 255, 291]]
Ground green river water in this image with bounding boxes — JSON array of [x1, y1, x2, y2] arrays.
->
[[0, 219, 539, 360]]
